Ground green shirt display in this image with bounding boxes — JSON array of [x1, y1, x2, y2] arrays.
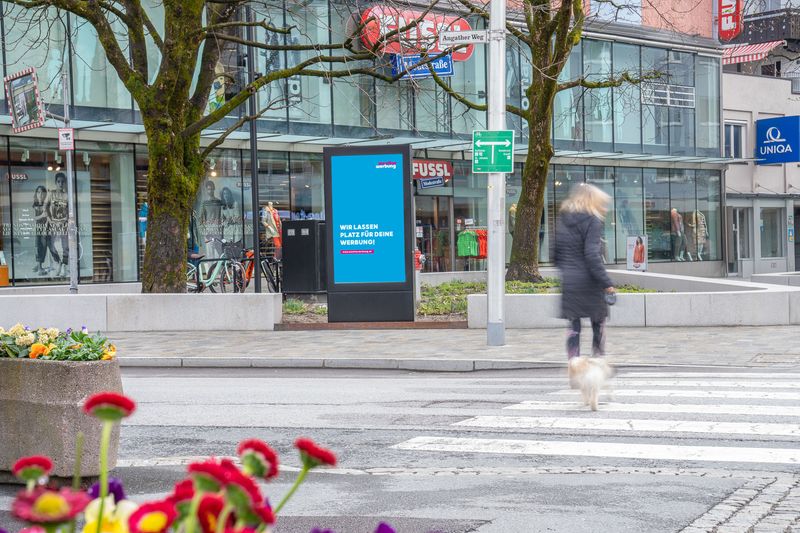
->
[[457, 230, 479, 257]]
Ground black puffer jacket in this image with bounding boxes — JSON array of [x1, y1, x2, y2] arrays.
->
[[553, 211, 614, 320]]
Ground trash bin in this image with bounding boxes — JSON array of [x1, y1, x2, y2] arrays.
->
[[281, 220, 326, 294]]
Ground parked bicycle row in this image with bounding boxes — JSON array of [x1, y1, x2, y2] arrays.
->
[[187, 239, 281, 294]]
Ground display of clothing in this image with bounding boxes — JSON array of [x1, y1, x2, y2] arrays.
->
[[671, 208, 688, 261], [456, 230, 479, 257], [457, 229, 487, 259]]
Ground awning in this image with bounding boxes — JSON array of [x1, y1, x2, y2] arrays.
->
[[723, 40, 785, 65]]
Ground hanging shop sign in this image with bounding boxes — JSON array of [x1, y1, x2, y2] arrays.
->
[[719, 0, 743, 42], [412, 160, 453, 181], [324, 144, 414, 322], [360, 6, 474, 62], [755, 116, 800, 165], [418, 176, 445, 189], [391, 53, 454, 79], [4, 68, 45, 134]]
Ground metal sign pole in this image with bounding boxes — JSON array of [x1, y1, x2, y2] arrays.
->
[[63, 72, 78, 294], [246, 7, 262, 293], [486, 0, 507, 346]]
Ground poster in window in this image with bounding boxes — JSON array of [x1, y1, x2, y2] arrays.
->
[[4, 68, 45, 133], [627, 235, 648, 271]]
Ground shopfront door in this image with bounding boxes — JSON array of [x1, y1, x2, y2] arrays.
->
[[414, 196, 453, 273], [726, 206, 752, 275]]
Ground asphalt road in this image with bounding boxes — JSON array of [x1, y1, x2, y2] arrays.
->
[[3, 366, 799, 532]]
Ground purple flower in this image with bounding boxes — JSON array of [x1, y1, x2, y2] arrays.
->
[[375, 524, 396, 533], [1, 527, 9, 533], [81, 326, 89, 334], [311, 529, 335, 533], [24, 326, 30, 331], [88, 477, 126, 503], [66, 328, 73, 334]]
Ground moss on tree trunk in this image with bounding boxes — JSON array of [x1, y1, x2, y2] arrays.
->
[[140, 125, 203, 293]]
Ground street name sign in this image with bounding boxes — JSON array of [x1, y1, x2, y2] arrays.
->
[[472, 130, 514, 173], [439, 30, 489, 46]]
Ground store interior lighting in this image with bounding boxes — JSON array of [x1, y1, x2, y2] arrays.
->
[[209, 158, 217, 177]]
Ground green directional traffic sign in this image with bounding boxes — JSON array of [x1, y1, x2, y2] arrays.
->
[[472, 130, 514, 173]]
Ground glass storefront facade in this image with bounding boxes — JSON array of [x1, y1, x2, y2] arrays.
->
[[0, 4, 725, 285]]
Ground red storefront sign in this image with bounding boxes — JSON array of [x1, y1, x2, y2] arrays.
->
[[719, 0, 743, 42], [412, 160, 453, 180], [360, 6, 474, 62]]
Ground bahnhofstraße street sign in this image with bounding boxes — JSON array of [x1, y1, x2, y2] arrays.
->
[[472, 130, 514, 173]]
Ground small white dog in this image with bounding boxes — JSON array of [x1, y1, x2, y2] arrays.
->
[[568, 356, 614, 411]]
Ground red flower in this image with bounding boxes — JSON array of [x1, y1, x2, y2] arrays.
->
[[12, 487, 90, 525], [237, 439, 279, 480], [167, 479, 194, 505], [295, 438, 337, 468], [12, 456, 53, 481], [83, 392, 136, 421], [254, 504, 276, 525], [128, 501, 177, 533], [188, 458, 227, 492], [220, 459, 263, 507], [197, 494, 230, 533]]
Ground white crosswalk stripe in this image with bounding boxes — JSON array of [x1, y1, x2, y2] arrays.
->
[[504, 400, 800, 417], [393, 371, 800, 465]]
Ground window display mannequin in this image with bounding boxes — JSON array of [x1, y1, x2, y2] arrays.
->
[[694, 210, 709, 261], [261, 201, 282, 259], [45, 172, 69, 277], [670, 208, 688, 261], [508, 203, 517, 236], [200, 180, 224, 258]]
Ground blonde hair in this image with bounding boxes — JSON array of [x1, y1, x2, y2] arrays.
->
[[559, 183, 610, 219]]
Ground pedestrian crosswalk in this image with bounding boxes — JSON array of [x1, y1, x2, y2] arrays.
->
[[392, 370, 800, 466]]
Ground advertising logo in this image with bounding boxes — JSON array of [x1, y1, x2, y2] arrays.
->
[[719, 0, 743, 42], [375, 161, 397, 169], [755, 116, 800, 165]]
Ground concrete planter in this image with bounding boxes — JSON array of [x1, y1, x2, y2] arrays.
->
[[0, 358, 123, 478]]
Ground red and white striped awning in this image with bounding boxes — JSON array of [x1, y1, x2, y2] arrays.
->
[[723, 40, 786, 65]]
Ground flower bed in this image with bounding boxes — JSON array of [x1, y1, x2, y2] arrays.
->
[[1, 324, 116, 361]]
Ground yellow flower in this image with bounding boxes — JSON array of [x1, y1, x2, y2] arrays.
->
[[9, 323, 26, 337], [102, 352, 114, 360], [46, 327, 60, 337], [83, 497, 135, 533], [69, 343, 83, 350], [29, 343, 53, 359], [15, 332, 35, 347]]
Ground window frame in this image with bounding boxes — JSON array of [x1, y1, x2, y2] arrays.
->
[[724, 121, 746, 159]]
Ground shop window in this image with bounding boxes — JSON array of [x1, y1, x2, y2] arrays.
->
[[453, 160, 486, 271], [0, 140, 10, 284], [641, 47, 669, 155], [290, 153, 324, 220], [670, 169, 697, 261], [696, 170, 721, 261], [669, 107, 696, 156], [614, 168, 644, 262], [643, 168, 672, 261], [194, 149, 244, 260], [251, 4, 292, 126], [724, 123, 745, 159], [760, 207, 784, 258], [415, 78, 450, 134], [254, 151, 289, 259], [450, 18, 487, 135], [586, 167, 616, 263]]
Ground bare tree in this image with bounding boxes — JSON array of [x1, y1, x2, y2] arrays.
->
[[2, 0, 445, 292], [425, 0, 675, 281]]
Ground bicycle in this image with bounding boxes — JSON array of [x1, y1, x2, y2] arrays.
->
[[229, 248, 281, 293], [186, 238, 235, 293]]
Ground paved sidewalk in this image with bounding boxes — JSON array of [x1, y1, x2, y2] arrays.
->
[[114, 326, 800, 371]]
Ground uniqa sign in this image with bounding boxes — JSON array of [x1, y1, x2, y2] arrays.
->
[[360, 6, 474, 62], [755, 116, 800, 165]]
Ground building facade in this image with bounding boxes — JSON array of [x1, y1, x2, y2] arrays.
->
[[0, 2, 725, 287]]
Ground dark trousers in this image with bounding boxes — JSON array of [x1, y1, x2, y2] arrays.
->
[[566, 318, 606, 359]]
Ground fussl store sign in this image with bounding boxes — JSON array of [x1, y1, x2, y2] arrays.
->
[[755, 116, 800, 165], [719, 0, 743, 41]]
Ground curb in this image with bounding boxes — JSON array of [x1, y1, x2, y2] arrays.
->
[[119, 357, 763, 372]]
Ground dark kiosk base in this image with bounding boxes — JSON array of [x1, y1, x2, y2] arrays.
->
[[328, 291, 414, 322]]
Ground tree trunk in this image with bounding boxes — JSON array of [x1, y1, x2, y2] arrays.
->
[[140, 127, 203, 293], [506, 113, 554, 282]]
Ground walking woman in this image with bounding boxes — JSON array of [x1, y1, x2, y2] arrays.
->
[[553, 183, 616, 359]]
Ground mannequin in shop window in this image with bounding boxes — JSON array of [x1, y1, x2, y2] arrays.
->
[[690, 210, 709, 261], [200, 180, 224, 258], [671, 208, 689, 261], [45, 173, 69, 277], [261, 201, 282, 260]]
